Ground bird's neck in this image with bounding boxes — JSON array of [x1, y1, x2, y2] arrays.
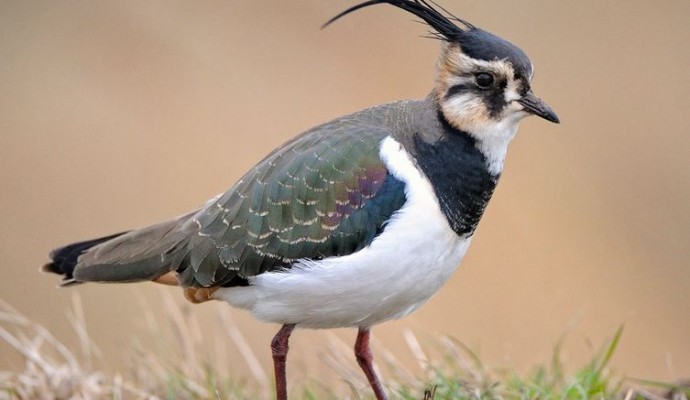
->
[[431, 93, 519, 176], [396, 103, 500, 237], [465, 116, 519, 176]]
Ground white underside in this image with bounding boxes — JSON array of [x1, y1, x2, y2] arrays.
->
[[214, 136, 471, 329]]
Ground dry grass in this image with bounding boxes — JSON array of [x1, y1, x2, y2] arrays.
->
[[0, 296, 157, 399], [0, 293, 273, 399], [0, 295, 687, 400]]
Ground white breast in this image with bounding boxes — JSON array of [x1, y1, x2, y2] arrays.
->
[[214, 136, 471, 329]]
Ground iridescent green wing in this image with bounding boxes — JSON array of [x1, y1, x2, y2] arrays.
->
[[176, 122, 406, 287]]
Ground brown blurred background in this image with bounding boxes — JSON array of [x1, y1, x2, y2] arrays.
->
[[1, 0, 688, 390]]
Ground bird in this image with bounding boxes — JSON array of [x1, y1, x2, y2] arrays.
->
[[43, 1, 559, 399]]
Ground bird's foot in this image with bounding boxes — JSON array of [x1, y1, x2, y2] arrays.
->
[[271, 324, 295, 400]]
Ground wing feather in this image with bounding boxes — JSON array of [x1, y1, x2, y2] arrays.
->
[[180, 125, 407, 287]]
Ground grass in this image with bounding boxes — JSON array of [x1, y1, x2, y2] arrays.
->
[[0, 296, 687, 400]]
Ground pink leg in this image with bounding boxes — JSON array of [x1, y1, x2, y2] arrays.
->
[[355, 327, 388, 400], [271, 324, 295, 400]]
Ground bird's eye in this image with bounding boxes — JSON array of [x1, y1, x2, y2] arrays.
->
[[475, 72, 494, 89]]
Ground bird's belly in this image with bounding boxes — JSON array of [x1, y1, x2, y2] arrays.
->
[[216, 222, 470, 329], [214, 136, 473, 329]]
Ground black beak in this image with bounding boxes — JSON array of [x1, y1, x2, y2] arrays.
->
[[517, 91, 560, 124]]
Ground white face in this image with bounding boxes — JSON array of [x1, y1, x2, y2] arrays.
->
[[435, 45, 534, 141]]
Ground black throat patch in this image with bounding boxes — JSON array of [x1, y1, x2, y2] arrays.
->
[[406, 112, 499, 237]]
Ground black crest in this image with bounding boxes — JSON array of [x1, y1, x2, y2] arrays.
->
[[324, 0, 533, 77], [323, 0, 473, 40]]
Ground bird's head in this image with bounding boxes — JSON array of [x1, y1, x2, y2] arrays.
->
[[433, 26, 559, 139], [325, 0, 559, 139]]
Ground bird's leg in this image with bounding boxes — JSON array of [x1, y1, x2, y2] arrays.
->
[[271, 324, 295, 400], [355, 327, 388, 400]]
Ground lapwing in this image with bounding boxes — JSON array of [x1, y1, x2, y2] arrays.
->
[[43, 1, 559, 399]]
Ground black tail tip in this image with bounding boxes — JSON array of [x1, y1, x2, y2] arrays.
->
[[42, 232, 127, 286], [41, 261, 61, 275], [41, 262, 79, 286]]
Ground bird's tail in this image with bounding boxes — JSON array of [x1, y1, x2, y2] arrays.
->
[[42, 232, 128, 286], [42, 210, 198, 286]]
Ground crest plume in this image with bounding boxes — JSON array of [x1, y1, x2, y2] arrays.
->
[[323, 0, 475, 39]]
